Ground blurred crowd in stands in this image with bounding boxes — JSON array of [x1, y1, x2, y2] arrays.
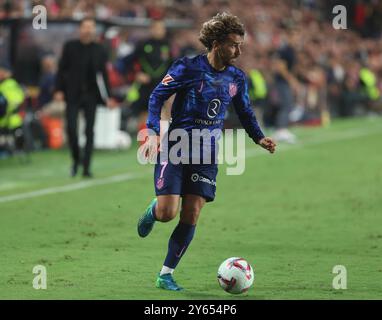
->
[[1, 0, 382, 155]]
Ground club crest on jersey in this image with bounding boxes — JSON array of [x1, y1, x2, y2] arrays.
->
[[229, 83, 238, 97], [161, 74, 174, 86]]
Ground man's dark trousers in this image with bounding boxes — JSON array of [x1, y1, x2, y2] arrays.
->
[[65, 93, 97, 173]]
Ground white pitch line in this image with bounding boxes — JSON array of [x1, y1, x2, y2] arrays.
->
[[0, 126, 381, 204], [0, 172, 144, 204]]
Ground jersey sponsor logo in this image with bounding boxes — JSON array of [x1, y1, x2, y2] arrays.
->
[[161, 74, 174, 86], [229, 83, 238, 97], [207, 98, 221, 119], [194, 118, 222, 126]]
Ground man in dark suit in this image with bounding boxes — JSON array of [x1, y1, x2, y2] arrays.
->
[[54, 17, 113, 177]]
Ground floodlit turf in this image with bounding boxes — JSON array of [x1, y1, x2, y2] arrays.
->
[[0, 117, 381, 299]]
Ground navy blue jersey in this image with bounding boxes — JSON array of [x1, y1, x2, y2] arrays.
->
[[147, 54, 265, 161]]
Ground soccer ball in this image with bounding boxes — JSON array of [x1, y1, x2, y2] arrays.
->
[[217, 257, 255, 294]]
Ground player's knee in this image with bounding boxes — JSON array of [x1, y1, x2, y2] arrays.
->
[[181, 207, 201, 225], [156, 205, 177, 222]]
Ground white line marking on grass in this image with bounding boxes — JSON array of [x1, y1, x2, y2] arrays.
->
[[0, 126, 381, 204], [0, 172, 145, 203]]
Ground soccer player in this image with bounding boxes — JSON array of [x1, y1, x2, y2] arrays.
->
[[137, 13, 276, 291]]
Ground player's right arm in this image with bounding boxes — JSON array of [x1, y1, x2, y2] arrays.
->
[[146, 58, 188, 136]]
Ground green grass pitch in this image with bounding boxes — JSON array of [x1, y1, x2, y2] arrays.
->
[[0, 117, 381, 299]]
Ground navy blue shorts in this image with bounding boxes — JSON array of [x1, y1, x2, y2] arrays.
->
[[154, 161, 218, 202]]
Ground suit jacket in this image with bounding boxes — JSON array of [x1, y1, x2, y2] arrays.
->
[[55, 39, 111, 105]]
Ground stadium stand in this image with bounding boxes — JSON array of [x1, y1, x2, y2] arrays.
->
[[0, 0, 381, 156]]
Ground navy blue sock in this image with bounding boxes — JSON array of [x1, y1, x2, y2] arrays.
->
[[163, 222, 196, 269]]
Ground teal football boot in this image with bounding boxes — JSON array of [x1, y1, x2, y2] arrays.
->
[[156, 273, 184, 291], [137, 198, 157, 238]]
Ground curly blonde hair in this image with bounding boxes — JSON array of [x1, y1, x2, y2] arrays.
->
[[199, 12, 245, 51]]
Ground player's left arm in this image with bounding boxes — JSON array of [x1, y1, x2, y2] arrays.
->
[[232, 72, 276, 154], [142, 59, 188, 160]]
